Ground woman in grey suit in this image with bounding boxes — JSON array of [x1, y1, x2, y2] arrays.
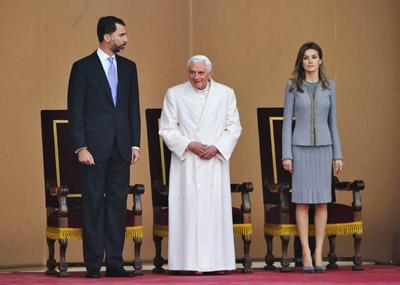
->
[[282, 42, 343, 273]]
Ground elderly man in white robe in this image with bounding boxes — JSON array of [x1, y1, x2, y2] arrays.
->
[[159, 55, 242, 274]]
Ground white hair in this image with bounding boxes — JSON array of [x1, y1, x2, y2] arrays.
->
[[186, 55, 212, 72]]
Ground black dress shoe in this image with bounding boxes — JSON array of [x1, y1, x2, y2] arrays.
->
[[85, 271, 101, 278], [105, 268, 133, 277]]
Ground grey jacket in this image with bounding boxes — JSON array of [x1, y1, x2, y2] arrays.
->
[[282, 79, 342, 160]]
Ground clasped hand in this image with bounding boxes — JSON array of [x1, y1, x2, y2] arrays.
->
[[188, 142, 219, 160]]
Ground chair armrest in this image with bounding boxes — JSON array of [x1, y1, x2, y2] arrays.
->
[[333, 176, 365, 212], [47, 185, 69, 217], [239, 182, 254, 193], [231, 183, 240, 192], [129, 184, 145, 215], [350, 180, 365, 191], [231, 182, 254, 193], [267, 182, 291, 194], [351, 180, 365, 212], [236, 182, 254, 213], [129, 184, 145, 195], [267, 182, 291, 213], [231, 183, 254, 213], [333, 176, 365, 192]]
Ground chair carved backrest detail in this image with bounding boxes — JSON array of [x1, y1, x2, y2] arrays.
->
[[257, 108, 292, 205], [41, 110, 81, 209], [146, 108, 170, 207]]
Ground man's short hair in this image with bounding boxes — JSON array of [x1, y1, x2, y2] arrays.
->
[[97, 16, 125, 43], [187, 55, 212, 72]]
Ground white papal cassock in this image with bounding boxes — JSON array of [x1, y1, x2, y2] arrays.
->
[[159, 80, 242, 271]]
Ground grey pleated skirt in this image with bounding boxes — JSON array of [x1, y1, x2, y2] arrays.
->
[[291, 145, 333, 204]]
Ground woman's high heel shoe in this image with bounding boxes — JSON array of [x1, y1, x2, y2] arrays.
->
[[314, 265, 326, 273], [302, 265, 315, 273], [313, 253, 326, 273], [302, 256, 315, 273]]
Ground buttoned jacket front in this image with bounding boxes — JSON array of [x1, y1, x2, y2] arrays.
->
[[158, 79, 241, 271], [282, 79, 342, 160], [68, 51, 140, 162]]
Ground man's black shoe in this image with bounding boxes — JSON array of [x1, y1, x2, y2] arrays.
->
[[85, 271, 101, 278], [105, 268, 134, 277]]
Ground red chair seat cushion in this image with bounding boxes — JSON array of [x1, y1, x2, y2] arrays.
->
[[47, 208, 139, 228], [266, 203, 355, 225], [232, 207, 244, 224]]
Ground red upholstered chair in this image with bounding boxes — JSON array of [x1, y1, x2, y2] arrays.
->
[[257, 108, 365, 272], [146, 108, 253, 273], [41, 110, 145, 277]]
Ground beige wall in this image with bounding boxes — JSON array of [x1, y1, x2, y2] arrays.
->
[[0, 0, 191, 267], [191, 0, 400, 262], [0, 0, 399, 267]]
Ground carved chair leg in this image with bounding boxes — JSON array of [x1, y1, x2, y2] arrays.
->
[[241, 234, 253, 273], [264, 234, 276, 270], [133, 237, 143, 275], [153, 235, 165, 273], [58, 238, 69, 277], [352, 233, 363, 270], [45, 238, 57, 275], [327, 235, 338, 269], [280, 235, 292, 272], [293, 236, 302, 267]]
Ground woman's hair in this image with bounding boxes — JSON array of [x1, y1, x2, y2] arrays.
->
[[290, 42, 329, 92]]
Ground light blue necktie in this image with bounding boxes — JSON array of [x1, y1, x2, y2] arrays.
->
[[107, 57, 118, 106]]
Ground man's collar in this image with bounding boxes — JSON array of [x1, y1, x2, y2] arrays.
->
[[97, 48, 116, 61]]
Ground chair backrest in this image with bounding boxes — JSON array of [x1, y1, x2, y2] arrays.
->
[[41, 110, 81, 209], [257, 108, 293, 205], [145, 108, 170, 207], [257, 107, 336, 206]]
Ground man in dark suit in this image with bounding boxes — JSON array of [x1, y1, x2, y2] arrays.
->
[[67, 16, 140, 278]]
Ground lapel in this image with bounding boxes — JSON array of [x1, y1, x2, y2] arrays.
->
[[90, 52, 114, 106], [180, 80, 218, 128]]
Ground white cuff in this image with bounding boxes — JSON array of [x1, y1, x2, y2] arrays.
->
[[75, 147, 87, 154]]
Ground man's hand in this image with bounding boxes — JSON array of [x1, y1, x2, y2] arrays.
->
[[187, 142, 208, 157], [200, 145, 219, 160], [78, 149, 95, 165], [282, 159, 293, 173], [131, 148, 141, 164]]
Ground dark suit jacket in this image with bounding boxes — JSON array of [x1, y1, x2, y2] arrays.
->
[[68, 51, 140, 162]]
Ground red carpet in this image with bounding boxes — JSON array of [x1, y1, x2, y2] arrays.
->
[[0, 266, 399, 285]]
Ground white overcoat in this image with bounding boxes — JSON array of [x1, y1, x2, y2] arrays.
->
[[159, 80, 242, 271]]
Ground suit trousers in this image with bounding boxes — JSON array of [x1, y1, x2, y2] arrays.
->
[[80, 143, 130, 272]]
